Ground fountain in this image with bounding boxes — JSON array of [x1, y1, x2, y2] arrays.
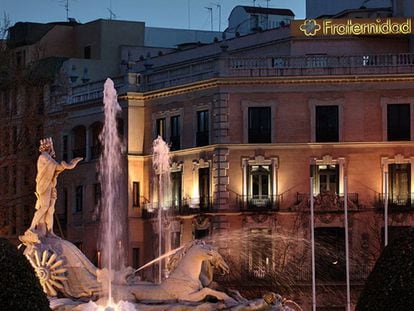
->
[[16, 78, 301, 311], [151, 136, 171, 283], [99, 78, 126, 303]]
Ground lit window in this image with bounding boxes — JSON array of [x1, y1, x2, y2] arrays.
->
[[156, 118, 166, 141], [132, 181, 140, 208]]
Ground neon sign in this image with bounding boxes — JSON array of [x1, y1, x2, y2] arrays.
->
[[291, 18, 413, 37]]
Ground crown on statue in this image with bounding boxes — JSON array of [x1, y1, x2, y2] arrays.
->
[[39, 137, 55, 157]]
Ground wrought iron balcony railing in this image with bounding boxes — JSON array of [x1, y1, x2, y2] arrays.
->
[[142, 197, 214, 218], [237, 194, 280, 211], [377, 193, 414, 210], [296, 192, 360, 211]]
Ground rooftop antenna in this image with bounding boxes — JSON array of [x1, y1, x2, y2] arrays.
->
[[214, 3, 222, 32], [58, 0, 70, 21], [108, 0, 116, 19], [187, 0, 191, 29], [205, 7, 213, 31]]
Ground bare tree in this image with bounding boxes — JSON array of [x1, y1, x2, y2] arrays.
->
[[0, 17, 66, 240]]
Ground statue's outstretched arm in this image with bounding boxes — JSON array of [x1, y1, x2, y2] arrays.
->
[[60, 157, 83, 170]]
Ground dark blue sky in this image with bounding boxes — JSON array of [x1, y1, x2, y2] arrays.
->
[[2, 0, 305, 30]]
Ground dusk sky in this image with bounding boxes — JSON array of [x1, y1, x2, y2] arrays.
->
[[2, 0, 305, 31]]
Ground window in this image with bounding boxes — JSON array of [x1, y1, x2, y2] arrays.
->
[[90, 122, 103, 159], [2, 90, 10, 115], [156, 118, 166, 141], [12, 126, 18, 153], [2, 166, 8, 195], [132, 248, 140, 269], [315, 227, 345, 282], [249, 165, 271, 206], [251, 15, 259, 30], [199, 167, 210, 210], [316, 105, 338, 142], [84, 46, 91, 59], [311, 164, 339, 194], [247, 229, 272, 278], [11, 165, 17, 194], [389, 164, 411, 206], [248, 107, 271, 143], [117, 118, 124, 138], [387, 104, 410, 141], [63, 188, 68, 224], [382, 226, 414, 246], [170, 115, 180, 151], [242, 156, 279, 210], [171, 172, 182, 209], [75, 185, 83, 212], [171, 231, 181, 250], [62, 135, 68, 162], [72, 126, 86, 158], [94, 183, 101, 206], [23, 205, 31, 227], [132, 181, 140, 207], [196, 110, 209, 146], [194, 228, 209, 239]]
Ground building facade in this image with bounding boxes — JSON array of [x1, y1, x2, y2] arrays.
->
[[55, 15, 414, 309], [3, 8, 414, 311]]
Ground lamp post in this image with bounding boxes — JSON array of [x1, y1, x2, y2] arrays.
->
[[310, 177, 316, 311]]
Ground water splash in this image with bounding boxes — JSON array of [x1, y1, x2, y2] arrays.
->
[[99, 78, 125, 302], [82, 300, 136, 311], [152, 136, 171, 283]]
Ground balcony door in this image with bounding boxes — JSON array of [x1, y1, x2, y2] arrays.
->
[[249, 165, 271, 207], [389, 163, 411, 205], [199, 167, 210, 209]]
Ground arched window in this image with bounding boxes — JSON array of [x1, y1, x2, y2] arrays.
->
[[90, 122, 103, 160], [72, 125, 86, 158]]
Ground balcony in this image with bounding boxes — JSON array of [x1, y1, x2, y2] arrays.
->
[[138, 53, 414, 92], [294, 263, 373, 285], [296, 192, 360, 211], [67, 76, 124, 105], [142, 197, 214, 218], [237, 195, 280, 211], [377, 193, 414, 211]]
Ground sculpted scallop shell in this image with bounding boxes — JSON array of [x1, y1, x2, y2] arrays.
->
[[27, 250, 67, 296]]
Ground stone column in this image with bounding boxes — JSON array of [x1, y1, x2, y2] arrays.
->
[[213, 148, 229, 210], [212, 93, 229, 144]]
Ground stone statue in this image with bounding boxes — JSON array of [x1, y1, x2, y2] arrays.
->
[[20, 137, 82, 242], [27, 137, 82, 238]]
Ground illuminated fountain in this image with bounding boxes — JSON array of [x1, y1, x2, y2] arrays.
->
[[151, 136, 171, 283], [17, 78, 301, 311]]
